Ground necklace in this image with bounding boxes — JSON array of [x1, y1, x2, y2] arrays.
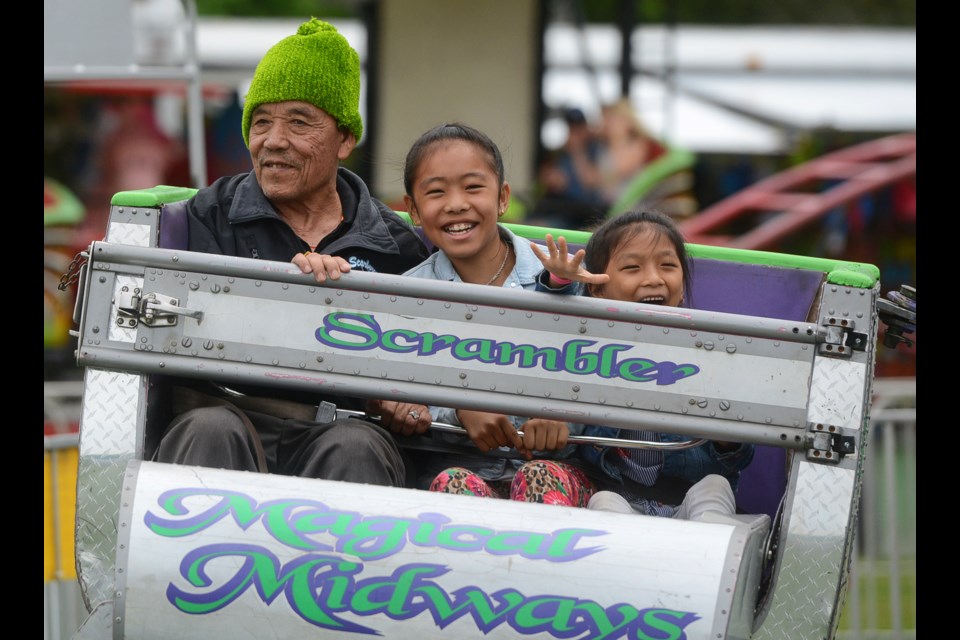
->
[[485, 241, 512, 286]]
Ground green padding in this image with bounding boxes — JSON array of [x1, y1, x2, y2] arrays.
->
[[111, 185, 199, 207], [607, 146, 697, 217], [826, 268, 881, 288], [503, 223, 592, 246]]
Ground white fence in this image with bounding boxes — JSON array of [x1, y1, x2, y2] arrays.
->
[[838, 377, 917, 640], [43, 377, 917, 640]]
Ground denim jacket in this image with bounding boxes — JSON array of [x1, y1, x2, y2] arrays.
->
[[579, 424, 754, 492], [404, 226, 580, 482]]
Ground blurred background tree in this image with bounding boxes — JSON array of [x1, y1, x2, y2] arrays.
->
[[196, 0, 915, 26]]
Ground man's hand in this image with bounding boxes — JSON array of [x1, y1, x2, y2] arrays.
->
[[367, 399, 431, 437], [291, 252, 352, 283]]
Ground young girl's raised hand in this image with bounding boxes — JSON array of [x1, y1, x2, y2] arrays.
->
[[531, 234, 610, 286]]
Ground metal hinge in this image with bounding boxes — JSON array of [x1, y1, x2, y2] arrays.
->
[[116, 287, 203, 328], [805, 422, 856, 463], [819, 316, 868, 358]]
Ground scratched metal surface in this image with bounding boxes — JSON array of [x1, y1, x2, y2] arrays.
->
[[75, 368, 145, 610]]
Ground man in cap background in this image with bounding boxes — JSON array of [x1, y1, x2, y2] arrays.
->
[[155, 18, 431, 486]]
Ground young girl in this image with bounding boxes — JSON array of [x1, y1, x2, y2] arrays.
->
[[532, 210, 754, 519], [401, 122, 594, 507]]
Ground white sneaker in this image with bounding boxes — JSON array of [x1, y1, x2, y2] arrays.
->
[[587, 491, 635, 514]]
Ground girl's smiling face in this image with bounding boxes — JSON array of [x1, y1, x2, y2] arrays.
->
[[589, 226, 685, 307], [404, 140, 509, 263]]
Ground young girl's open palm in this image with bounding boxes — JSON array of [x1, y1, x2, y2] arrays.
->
[[531, 234, 610, 285]]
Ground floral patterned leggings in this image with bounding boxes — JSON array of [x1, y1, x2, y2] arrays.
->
[[429, 461, 595, 507]]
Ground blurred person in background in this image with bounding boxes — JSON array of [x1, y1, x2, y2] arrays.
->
[[531, 107, 607, 230], [600, 98, 698, 220]]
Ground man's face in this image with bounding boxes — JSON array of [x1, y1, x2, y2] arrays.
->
[[248, 101, 357, 203]]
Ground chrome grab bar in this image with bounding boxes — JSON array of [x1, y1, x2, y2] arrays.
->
[[338, 409, 708, 451]]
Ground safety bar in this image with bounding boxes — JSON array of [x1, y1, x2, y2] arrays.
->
[[340, 409, 709, 452], [83, 241, 824, 344]]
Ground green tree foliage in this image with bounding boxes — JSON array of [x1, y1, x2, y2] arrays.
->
[[576, 0, 915, 26], [195, 0, 356, 18], [196, 0, 914, 26]]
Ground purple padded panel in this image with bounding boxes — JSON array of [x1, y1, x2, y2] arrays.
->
[[158, 200, 190, 250], [686, 259, 822, 519], [737, 446, 787, 519], [689, 257, 824, 322]]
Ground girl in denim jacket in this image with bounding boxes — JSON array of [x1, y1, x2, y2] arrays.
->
[[401, 123, 594, 507]]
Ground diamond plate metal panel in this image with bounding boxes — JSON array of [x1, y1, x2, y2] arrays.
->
[[753, 463, 855, 639], [79, 369, 141, 455], [105, 221, 152, 246], [807, 358, 867, 430], [75, 368, 145, 611], [789, 463, 854, 538]]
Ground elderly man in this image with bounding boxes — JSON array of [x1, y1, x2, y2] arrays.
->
[[155, 18, 431, 486]]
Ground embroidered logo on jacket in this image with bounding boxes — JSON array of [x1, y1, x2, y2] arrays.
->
[[348, 256, 376, 272]]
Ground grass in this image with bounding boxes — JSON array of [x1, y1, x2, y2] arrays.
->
[[836, 556, 916, 635]]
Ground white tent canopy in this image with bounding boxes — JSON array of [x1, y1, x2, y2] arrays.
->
[[541, 25, 916, 153]]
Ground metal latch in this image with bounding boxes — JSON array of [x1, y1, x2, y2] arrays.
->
[[819, 317, 868, 358], [116, 287, 203, 328], [805, 422, 855, 464]]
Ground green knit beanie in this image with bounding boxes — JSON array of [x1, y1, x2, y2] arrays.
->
[[241, 18, 363, 146]]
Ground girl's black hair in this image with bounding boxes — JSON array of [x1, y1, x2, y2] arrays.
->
[[584, 210, 693, 306], [403, 122, 506, 197]]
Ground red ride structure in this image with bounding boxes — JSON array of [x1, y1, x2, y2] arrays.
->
[[679, 133, 917, 251]]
